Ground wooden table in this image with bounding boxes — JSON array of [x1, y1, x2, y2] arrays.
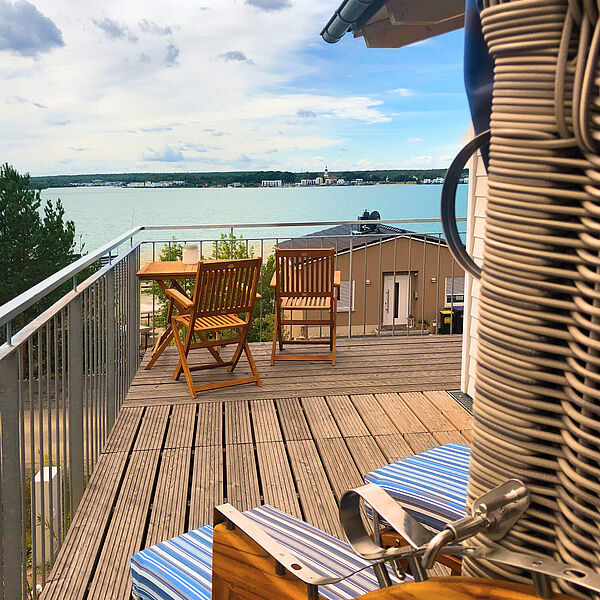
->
[[137, 261, 200, 370]]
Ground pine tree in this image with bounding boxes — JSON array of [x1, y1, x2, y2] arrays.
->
[[0, 163, 77, 309]]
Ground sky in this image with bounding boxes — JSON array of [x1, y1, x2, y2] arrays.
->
[[0, 0, 471, 176]]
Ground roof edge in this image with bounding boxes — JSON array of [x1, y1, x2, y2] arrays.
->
[[320, 0, 383, 44]]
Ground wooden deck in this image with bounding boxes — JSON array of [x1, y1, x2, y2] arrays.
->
[[41, 335, 469, 600]]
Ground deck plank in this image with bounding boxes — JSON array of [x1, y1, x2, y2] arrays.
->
[[225, 401, 252, 445], [225, 444, 261, 511], [314, 437, 363, 501], [423, 390, 474, 431], [398, 391, 455, 432], [145, 447, 192, 547], [276, 397, 312, 440], [374, 434, 414, 463], [286, 439, 342, 538], [404, 432, 439, 454], [164, 404, 196, 449], [345, 436, 388, 476], [250, 399, 283, 443], [195, 401, 222, 446], [256, 441, 302, 518], [102, 407, 144, 453], [375, 393, 428, 434], [350, 394, 399, 436], [301, 396, 341, 439], [189, 445, 224, 529], [326, 395, 371, 437]]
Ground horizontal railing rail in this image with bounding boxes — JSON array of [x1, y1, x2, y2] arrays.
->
[[0, 218, 466, 599]]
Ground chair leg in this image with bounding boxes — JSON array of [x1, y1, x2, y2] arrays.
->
[[145, 328, 173, 370], [244, 342, 262, 386], [173, 321, 195, 381], [172, 320, 196, 398], [228, 328, 245, 372], [331, 309, 336, 366], [271, 311, 279, 366]]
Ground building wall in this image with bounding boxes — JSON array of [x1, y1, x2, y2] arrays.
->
[[290, 237, 464, 338], [461, 151, 487, 397]]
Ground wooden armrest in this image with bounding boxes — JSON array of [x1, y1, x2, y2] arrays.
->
[[164, 287, 193, 309], [270, 272, 276, 288], [334, 270, 341, 287]]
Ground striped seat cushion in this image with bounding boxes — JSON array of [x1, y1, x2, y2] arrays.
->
[[364, 443, 470, 532], [130, 504, 406, 600]]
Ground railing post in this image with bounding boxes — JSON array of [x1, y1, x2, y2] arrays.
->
[[68, 294, 85, 512], [106, 269, 116, 430], [127, 250, 139, 385], [0, 349, 24, 599]]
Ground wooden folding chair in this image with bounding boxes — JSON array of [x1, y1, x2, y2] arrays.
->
[[170, 258, 262, 397], [271, 248, 337, 365]]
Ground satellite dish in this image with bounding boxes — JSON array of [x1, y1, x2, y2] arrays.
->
[[369, 211, 380, 221]]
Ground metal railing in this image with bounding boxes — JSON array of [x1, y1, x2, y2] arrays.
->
[[0, 218, 464, 599], [0, 240, 140, 599]]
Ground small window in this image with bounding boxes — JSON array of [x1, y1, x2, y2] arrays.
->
[[337, 280, 355, 312], [445, 276, 465, 307]]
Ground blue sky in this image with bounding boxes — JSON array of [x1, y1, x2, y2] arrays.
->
[[0, 0, 471, 176]]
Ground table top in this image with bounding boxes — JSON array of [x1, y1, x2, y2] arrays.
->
[[137, 261, 197, 280]]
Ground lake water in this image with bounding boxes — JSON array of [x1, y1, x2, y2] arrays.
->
[[41, 184, 468, 252]]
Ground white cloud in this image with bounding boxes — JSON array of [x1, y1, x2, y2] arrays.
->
[[391, 88, 413, 97], [407, 155, 433, 165], [142, 145, 185, 162], [406, 137, 422, 143]]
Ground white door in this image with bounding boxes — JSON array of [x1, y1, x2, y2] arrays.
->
[[382, 274, 409, 326]]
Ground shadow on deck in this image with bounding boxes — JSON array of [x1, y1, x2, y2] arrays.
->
[[41, 335, 469, 600]]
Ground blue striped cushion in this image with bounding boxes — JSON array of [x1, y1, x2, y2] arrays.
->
[[364, 443, 469, 531], [131, 504, 406, 600]]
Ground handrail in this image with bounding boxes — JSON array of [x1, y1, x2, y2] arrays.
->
[[0, 226, 142, 328], [143, 218, 466, 231], [0, 242, 141, 361]]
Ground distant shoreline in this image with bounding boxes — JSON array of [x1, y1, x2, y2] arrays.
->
[[30, 167, 469, 190]]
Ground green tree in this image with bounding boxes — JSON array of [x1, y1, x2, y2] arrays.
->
[[0, 163, 78, 326]]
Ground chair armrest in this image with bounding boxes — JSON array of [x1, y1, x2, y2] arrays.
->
[[270, 272, 277, 288], [334, 270, 341, 287], [164, 287, 194, 309]]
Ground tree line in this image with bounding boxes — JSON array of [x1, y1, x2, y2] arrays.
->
[[29, 168, 467, 189]]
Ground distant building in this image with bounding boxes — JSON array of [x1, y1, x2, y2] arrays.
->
[[351, 178, 364, 185], [315, 177, 324, 185], [228, 182, 242, 188], [336, 178, 346, 185], [422, 178, 432, 184], [262, 180, 282, 187], [432, 177, 444, 184], [300, 179, 316, 186]]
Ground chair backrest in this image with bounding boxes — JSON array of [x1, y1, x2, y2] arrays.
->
[[274, 248, 335, 298], [192, 258, 262, 318]]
